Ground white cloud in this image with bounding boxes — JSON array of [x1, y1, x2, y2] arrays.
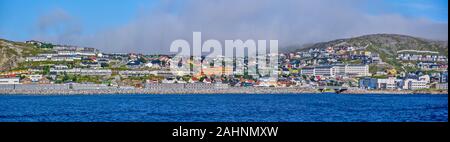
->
[[36, 0, 448, 54], [33, 9, 83, 45]]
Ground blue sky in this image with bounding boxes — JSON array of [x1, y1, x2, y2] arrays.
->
[[364, 0, 448, 22], [0, 0, 448, 51], [0, 0, 159, 41]]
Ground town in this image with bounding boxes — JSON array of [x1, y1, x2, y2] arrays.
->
[[0, 39, 448, 94]]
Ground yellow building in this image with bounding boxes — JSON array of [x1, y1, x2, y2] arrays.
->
[[387, 69, 397, 76], [196, 66, 233, 77]]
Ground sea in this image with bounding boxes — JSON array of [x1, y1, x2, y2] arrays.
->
[[0, 94, 447, 122]]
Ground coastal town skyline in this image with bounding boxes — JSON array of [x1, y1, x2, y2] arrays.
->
[[0, 33, 448, 95]]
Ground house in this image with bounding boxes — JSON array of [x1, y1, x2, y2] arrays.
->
[[28, 74, 43, 82], [20, 78, 33, 84], [127, 60, 142, 68], [80, 62, 101, 68], [189, 77, 199, 83], [162, 78, 176, 84], [203, 78, 212, 84], [145, 60, 161, 68], [38, 77, 51, 84], [440, 72, 448, 83]]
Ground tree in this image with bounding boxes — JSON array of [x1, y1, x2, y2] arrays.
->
[[43, 66, 50, 75]]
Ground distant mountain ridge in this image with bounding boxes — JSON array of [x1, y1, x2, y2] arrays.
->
[[297, 34, 448, 56]]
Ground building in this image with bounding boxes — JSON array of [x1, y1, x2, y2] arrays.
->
[[300, 67, 315, 76], [54, 65, 69, 70], [334, 64, 370, 77], [0, 78, 20, 84], [79, 69, 112, 76], [301, 64, 369, 77], [26, 56, 48, 62], [441, 72, 448, 83], [419, 75, 430, 83], [21, 78, 33, 84], [50, 68, 112, 76], [435, 83, 448, 90], [403, 79, 429, 90], [314, 66, 336, 77], [119, 70, 152, 77], [28, 74, 43, 82], [359, 77, 377, 90], [377, 77, 396, 89], [50, 55, 78, 61]]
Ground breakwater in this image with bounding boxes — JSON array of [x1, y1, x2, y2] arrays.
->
[[0, 84, 447, 95], [0, 84, 319, 95]]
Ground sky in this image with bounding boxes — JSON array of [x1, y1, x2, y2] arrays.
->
[[0, 0, 448, 54]]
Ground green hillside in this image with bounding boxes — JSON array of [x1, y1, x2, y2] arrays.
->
[[0, 39, 45, 71], [298, 34, 447, 70]]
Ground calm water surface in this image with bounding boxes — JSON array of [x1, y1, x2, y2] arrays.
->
[[0, 94, 447, 122]]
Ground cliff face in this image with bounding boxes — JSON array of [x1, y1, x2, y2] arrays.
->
[[0, 39, 40, 71]]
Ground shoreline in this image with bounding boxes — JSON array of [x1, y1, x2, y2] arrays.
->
[[0, 87, 447, 95]]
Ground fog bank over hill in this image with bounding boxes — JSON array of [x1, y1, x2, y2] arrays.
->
[[32, 0, 448, 54]]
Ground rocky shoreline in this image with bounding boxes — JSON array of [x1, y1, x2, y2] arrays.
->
[[0, 87, 447, 95]]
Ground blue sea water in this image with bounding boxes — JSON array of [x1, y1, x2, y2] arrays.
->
[[0, 94, 447, 122]]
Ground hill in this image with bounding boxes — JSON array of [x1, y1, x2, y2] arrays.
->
[[0, 39, 44, 71], [295, 34, 448, 72], [299, 34, 447, 54]]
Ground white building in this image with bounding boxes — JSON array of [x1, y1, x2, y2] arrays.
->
[[335, 64, 370, 77], [54, 65, 69, 70], [301, 64, 369, 77], [403, 79, 429, 90], [119, 70, 151, 77], [50, 68, 112, 76], [26, 56, 48, 62], [162, 78, 177, 84], [314, 66, 336, 77], [0, 78, 20, 84], [28, 74, 43, 82], [377, 77, 396, 89], [300, 67, 315, 76]]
